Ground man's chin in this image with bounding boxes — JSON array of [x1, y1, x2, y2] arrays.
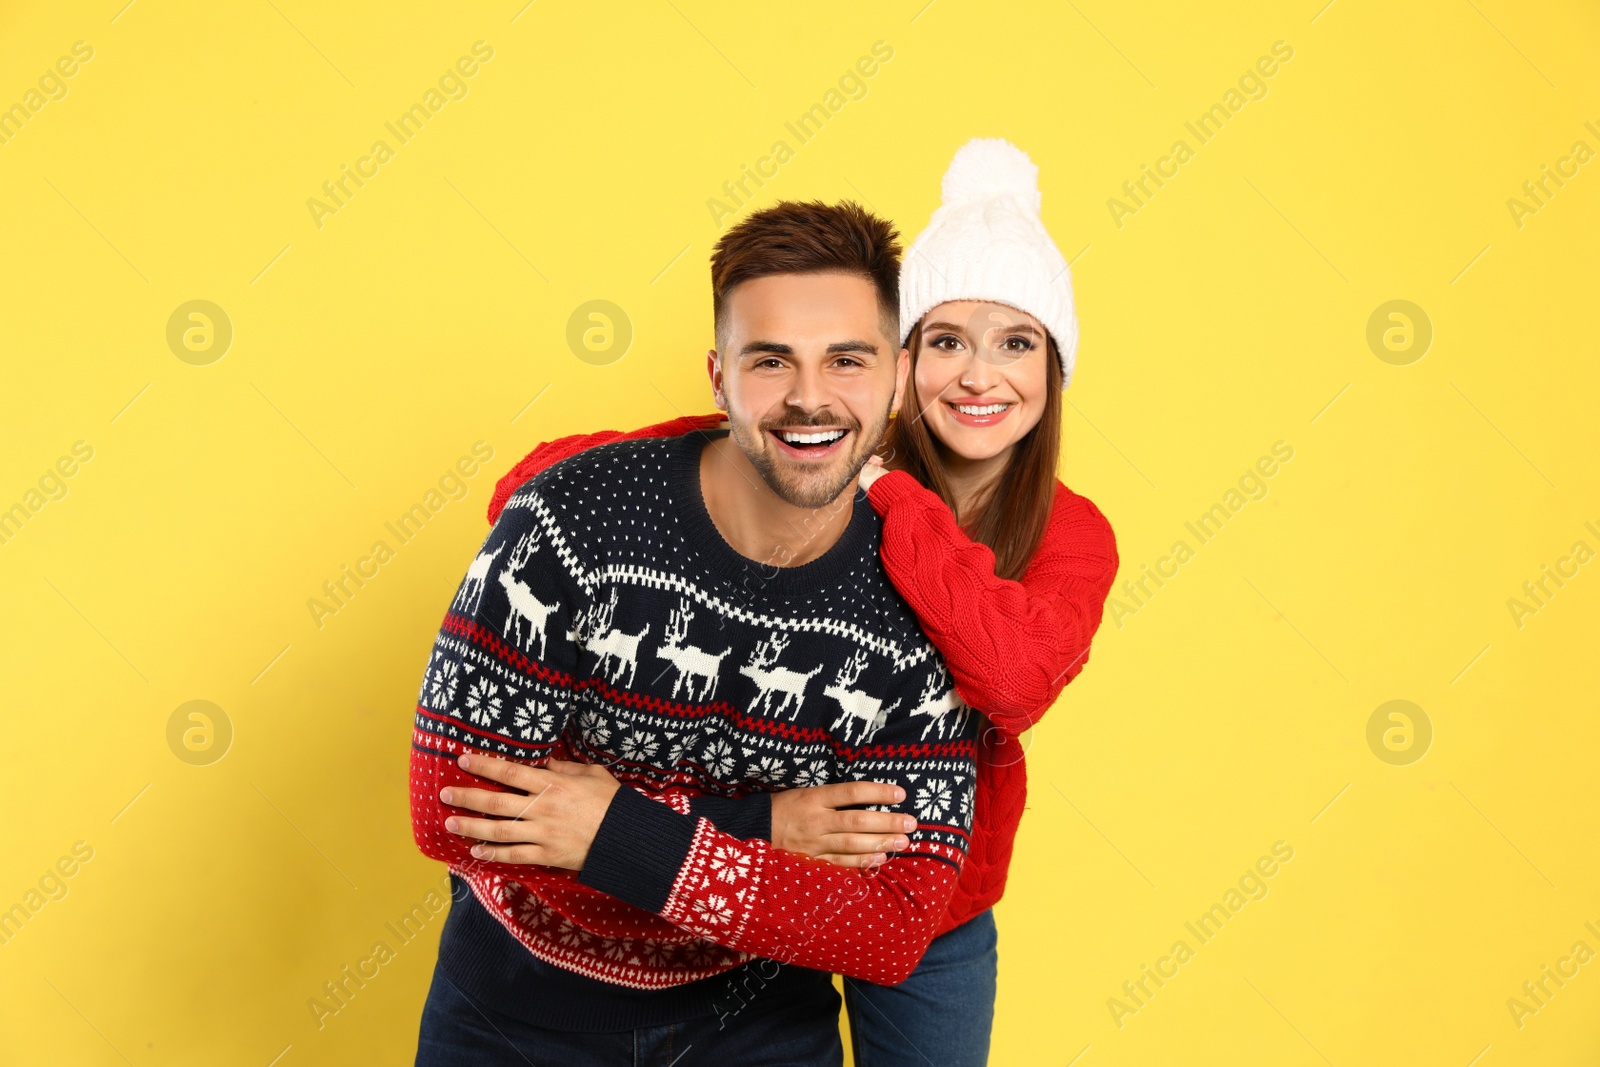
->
[[764, 463, 859, 510], [751, 446, 867, 510], [769, 481, 853, 510], [728, 418, 882, 510]]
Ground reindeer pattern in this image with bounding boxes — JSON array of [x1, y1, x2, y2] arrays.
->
[[454, 543, 503, 615], [823, 648, 901, 745], [496, 528, 560, 659], [580, 589, 651, 688], [426, 438, 975, 845], [738, 631, 823, 718], [652, 597, 731, 702], [550, 587, 972, 802], [569, 596, 966, 757], [907, 661, 973, 740]]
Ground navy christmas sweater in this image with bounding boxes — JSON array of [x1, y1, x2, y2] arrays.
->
[[409, 427, 978, 1027]]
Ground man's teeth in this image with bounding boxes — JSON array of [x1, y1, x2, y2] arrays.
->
[[952, 402, 1011, 416], [779, 429, 846, 444]]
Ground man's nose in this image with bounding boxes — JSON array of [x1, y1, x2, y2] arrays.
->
[[785, 362, 834, 414]]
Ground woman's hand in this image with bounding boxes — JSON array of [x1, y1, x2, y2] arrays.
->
[[440, 756, 621, 870], [771, 781, 917, 868], [857, 453, 889, 492]]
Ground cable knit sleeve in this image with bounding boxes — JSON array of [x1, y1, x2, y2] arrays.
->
[[486, 412, 726, 525], [865, 469, 1119, 736]]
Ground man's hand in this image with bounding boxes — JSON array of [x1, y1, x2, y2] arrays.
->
[[441, 755, 621, 870], [446, 755, 914, 871], [771, 781, 916, 868]]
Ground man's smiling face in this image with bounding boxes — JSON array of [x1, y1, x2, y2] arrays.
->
[[709, 271, 907, 510]]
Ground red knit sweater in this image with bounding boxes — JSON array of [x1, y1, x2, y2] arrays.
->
[[486, 413, 1119, 937]]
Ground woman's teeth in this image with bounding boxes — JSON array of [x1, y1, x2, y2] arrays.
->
[[952, 402, 1010, 416], [780, 430, 846, 445]]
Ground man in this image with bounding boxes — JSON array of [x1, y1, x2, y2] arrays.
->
[[410, 200, 978, 1065]]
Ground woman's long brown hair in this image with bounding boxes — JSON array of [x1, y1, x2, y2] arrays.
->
[[881, 326, 1065, 582]]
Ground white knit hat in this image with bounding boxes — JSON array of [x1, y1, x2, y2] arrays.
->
[[898, 138, 1078, 386]]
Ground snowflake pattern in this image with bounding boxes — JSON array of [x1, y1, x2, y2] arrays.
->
[[465, 676, 503, 726], [662, 736, 691, 766], [576, 707, 612, 747], [513, 888, 544, 927], [682, 939, 725, 967], [701, 738, 735, 778], [915, 778, 952, 822], [430, 660, 459, 712], [459, 865, 752, 990], [751, 756, 787, 786], [789, 762, 827, 788], [513, 698, 554, 740], [708, 844, 751, 884], [555, 919, 593, 948], [690, 893, 735, 926], [619, 729, 660, 763]]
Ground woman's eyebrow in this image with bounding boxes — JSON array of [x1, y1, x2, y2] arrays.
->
[[921, 319, 1042, 336]]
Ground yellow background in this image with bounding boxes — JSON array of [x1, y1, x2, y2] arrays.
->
[[2, 0, 1597, 1063]]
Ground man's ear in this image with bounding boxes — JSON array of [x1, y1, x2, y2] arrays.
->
[[707, 348, 726, 410], [890, 346, 911, 414]]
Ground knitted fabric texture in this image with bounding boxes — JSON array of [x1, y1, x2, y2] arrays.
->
[[489, 414, 1120, 937], [411, 428, 980, 995]]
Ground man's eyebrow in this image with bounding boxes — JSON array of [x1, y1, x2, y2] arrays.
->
[[739, 340, 794, 356], [738, 339, 881, 356]]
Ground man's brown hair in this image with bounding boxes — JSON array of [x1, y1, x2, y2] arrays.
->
[[709, 200, 902, 348]]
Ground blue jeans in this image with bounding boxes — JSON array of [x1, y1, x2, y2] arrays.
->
[[414, 961, 844, 1066], [843, 910, 998, 1067]]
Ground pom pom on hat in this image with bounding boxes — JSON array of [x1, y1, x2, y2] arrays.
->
[[940, 137, 1042, 214], [899, 137, 1079, 386]]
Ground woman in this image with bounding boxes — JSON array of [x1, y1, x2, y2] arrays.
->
[[481, 138, 1118, 1065]]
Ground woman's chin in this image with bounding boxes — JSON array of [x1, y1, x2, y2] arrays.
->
[[933, 431, 1016, 465]]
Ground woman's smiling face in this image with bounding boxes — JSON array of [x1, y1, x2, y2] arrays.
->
[[912, 300, 1050, 463]]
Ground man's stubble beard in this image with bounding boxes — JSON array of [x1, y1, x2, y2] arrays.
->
[[724, 391, 896, 510]]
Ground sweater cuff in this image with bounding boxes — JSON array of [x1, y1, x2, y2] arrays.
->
[[688, 791, 772, 841], [865, 468, 928, 514], [577, 786, 698, 914]]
